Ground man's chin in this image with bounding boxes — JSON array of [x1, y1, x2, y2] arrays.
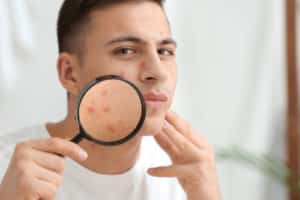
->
[[138, 116, 164, 137]]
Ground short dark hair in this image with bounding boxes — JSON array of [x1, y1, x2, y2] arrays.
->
[[57, 0, 165, 56]]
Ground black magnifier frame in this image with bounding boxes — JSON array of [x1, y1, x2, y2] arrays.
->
[[70, 75, 146, 146]]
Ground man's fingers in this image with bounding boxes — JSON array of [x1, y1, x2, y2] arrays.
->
[[33, 164, 62, 188], [154, 131, 180, 157], [165, 111, 187, 134], [166, 111, 211, 149], [34, 179, 59, 200], [147, 164, 189, 178], [162, 120, 195, 153], [160, 122, 212, 162], [30, 149, 66, 173], [23, 138, 88, 162]]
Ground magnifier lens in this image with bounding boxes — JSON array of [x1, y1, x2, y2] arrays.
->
[[78, 79, 142, 143]]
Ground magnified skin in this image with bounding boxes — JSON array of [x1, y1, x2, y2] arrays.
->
[[79, 80, 142, 142]]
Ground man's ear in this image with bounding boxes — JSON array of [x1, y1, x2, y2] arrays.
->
[[56, 53, 81, 96]]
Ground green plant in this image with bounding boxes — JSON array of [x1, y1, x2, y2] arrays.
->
[[216, 146, 299, 190]]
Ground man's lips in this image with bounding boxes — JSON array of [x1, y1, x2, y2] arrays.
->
[[143, 92, 168, 109]]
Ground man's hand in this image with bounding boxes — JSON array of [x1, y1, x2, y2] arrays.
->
[[0, 138, 88, 200], [148, 111, 221, 200]]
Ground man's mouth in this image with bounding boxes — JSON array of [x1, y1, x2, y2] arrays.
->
[[143, 92, 168, 109]]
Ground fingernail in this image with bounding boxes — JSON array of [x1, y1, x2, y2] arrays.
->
[[79, 149, 88, 161], [148, 168, 154, 174]]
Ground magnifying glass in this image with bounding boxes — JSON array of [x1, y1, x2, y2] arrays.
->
[[70, 75, 146, 146]]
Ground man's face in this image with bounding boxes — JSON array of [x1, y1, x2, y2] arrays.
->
[[74, 1, 177, 136]]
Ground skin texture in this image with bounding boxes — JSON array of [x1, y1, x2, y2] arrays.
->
[[79, 79, 142, 142], [0, 1, 221, 200]]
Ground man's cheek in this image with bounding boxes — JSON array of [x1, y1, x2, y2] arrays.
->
[[119, 70, 127, 78]]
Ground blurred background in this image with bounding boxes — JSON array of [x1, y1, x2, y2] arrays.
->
[[0, 0, 294, 199]]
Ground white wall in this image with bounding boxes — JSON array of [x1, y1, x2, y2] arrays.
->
[[0, 0, 66, 133], [165, 0, 285, 200], [0, 0, 289, 199], [165, 0, 287, 199]]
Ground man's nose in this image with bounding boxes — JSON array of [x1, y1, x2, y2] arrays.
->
[[139, 50, 168, 84]]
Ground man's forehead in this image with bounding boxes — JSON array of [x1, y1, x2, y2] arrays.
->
[[87, 1, 171, 37]]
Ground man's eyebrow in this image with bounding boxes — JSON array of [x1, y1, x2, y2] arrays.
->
[[160, 38, 177, 47], [105, 36, 145, 46], [105, 36, 177, 47]]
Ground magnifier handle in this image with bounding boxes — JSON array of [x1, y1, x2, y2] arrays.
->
[[70, 133, 83, 144]]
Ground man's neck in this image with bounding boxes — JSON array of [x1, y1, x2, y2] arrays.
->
[[46, 115, 142, 174]]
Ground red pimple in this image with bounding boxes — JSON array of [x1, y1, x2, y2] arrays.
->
[[101, 90, 108, 97], [103, 106, 111, 113], [87, 106, 95, 113], [107, 124, 116, 133], [140, 61, 146, 68]]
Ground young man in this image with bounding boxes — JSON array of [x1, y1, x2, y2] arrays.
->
[[0, 0, 221, 199]]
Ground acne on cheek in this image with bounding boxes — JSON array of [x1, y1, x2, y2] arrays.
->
[[139, 61, 146, 68], [106, 124, 116, 133], [102, 105, 111, 113], [120, 71, 126, 77], [85, 90, 110, 114], [101, 90, 108, 97], [82, 86, 137, 139], [87, 106, 95, 113], [105, 121, 131, 136], [86, 105, 111, 117]]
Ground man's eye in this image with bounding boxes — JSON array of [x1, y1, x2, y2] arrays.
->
[[158, 49, 174, 56], [114, 48, 136, 55]]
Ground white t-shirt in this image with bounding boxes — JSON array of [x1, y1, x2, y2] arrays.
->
[[0, 125, 186, 200]]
